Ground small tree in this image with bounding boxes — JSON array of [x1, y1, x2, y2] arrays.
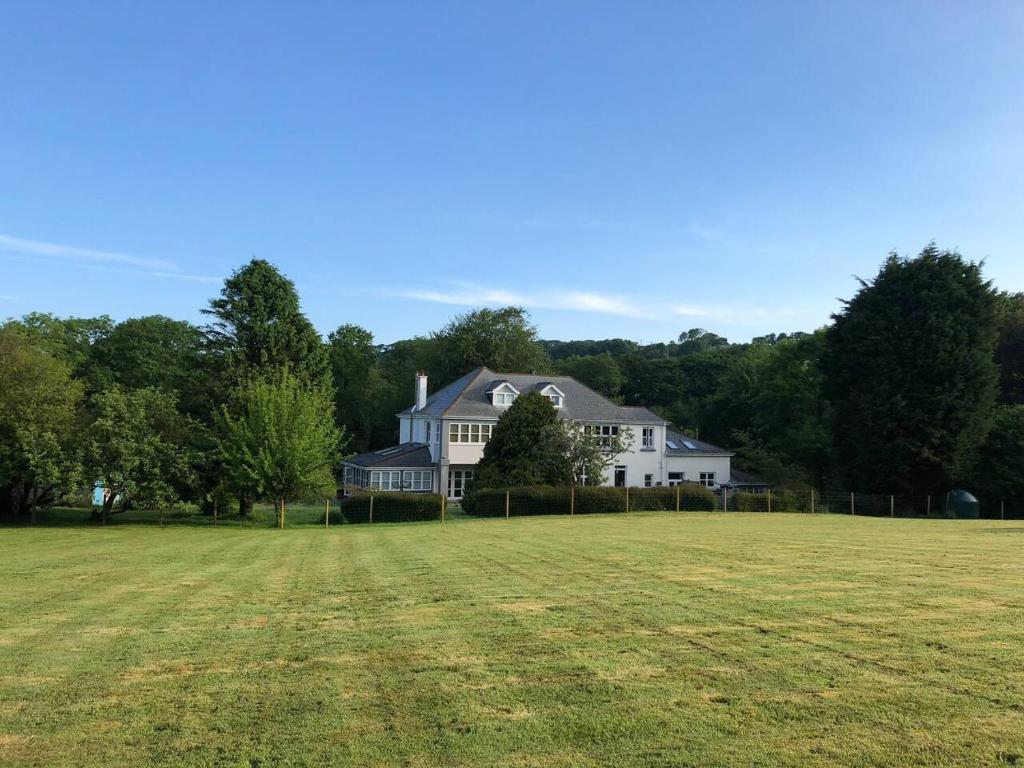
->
[[473, 392, 572, 489], [218, 369, 343, 528], [562, 422, 632, 485]]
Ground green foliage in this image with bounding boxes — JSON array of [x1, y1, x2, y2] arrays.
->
[[473, 392, 572, 489], [16, 312, 113, 376], [218, 369, 343, 525], [430, 307, 549, 388], [86, 386, 194, 519], [328, 324, 387, 453], [0, 324, 85, 520], [334, 493, 443, 523], [204, 258, 329, 385], [963, 405, 1024, 504], [561, 422, 632, 486], [555, 352, 624, 398], [824, 245, 1000, 494], [996, 292, 1024, 405]]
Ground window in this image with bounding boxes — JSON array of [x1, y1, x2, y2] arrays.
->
[[642, 427, 654, 449], [614, 466, 627, 487], [495, 391, 515, 405], [449, 423, 493, 444], [585, 424, 619, 448], [644, 473, 653, 487], [667, 471, 685, 487], [546, 393, 563, 408], [404, 470, 432, 491], [448, 469, 474, 499], [426, 421, 431, 444], [699, 472, 716, 488]]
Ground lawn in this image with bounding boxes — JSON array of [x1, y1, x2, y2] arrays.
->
[[1, 513, 1022, 767]]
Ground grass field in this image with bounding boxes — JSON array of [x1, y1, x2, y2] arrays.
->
[[2, 513, 1023, 767]]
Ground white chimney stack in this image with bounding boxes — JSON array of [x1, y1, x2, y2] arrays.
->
[[415, 372, 428, 411]]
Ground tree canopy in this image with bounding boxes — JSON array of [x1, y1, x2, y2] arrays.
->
[[473, 392, 572, 489]]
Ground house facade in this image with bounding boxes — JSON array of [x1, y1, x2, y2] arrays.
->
[[342, 367, 735, 499]]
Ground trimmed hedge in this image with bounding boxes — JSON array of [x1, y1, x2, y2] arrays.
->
[[329, 493, 444, 524], [461, 484, 716, 517], [730, 489, 813, 512]]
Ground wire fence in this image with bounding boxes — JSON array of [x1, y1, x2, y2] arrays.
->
[[328, 485, 1024, 524]]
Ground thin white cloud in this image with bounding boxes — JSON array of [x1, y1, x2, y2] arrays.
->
[[670, 303, 797, 325], [395, 282, 659, 320], [0, 234, 178, 271]]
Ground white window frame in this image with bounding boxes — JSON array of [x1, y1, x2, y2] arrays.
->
[[585, 424, 620, 448], [449, 422, 493, 444], [644, 473, 653, 487], [699, 472, 716, 488], [642, 426, 654, 449], [540, 384, 565, 409], [667, 471, 685, 487], [488, 382, 520, 406]]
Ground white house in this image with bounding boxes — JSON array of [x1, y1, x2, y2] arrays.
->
[[341, 367, 737, 499]]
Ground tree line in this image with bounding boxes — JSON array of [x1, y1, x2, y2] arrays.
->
[[2, 244, 1022, 523]]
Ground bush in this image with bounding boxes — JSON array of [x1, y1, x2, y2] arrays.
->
[[461, 484, 716, 516], [331, 493, 443, 524], [729, 489, 811, 512]]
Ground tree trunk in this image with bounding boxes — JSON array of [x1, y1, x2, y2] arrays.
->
[[102, 492, 117, 525], [238, 492, 254, 518]]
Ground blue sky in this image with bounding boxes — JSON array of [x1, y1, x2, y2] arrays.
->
[[2, 2, 1022, 344]]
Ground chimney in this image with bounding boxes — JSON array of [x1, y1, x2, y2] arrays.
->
[[414, 372, 428, 411]]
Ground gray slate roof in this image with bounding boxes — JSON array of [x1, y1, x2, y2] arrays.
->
[[345, 443, 433, 468], [664, 430, 733, 456], [726, 468, 768, 487], [400, 367, 666, 425]]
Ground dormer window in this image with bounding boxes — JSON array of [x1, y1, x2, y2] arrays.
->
[[538, 383, 565, 409], [486, 381, 520, 407]]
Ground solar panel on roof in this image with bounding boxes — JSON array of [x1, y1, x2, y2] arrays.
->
[[666, 440, 678, 449], [682, 440, 697, 450]]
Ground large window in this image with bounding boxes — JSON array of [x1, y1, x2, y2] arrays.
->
[[449, 423, 493, 444], [494, 391, 515, 405], [699, 472, 716, 488], [368, 469, 432, 491], [585, 424, 619, 448], [644, 473, 654, 487], [642, 427, 654, 449], [667, 471, 685, 486], [448, 469, 474, 499]]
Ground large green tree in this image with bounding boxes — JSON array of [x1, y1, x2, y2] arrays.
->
[[218, 369, 343, 528], [204, 259, 329, 386], [0, 325, 84, 521], [995, 292, 1024, 405], [327, 324, 387, 453], [431, 307, 549, 387], [555, 352, 624, 399], [824, 245, 1000, 494], [86, 386, 194, 522], [963, 405, 1024, 506], [473, 392, 572, 488]]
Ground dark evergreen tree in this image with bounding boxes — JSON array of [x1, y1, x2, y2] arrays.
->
[[823, 245, 1000, 494], [473, 392, 572, 488], [995, 292, 1024, 405]]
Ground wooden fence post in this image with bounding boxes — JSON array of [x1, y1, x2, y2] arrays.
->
[[625, 486, 629, 513], [767, 488, 772, 514], [675, 484, 680, 513], [570, 485, 575, 516], [325, 498, 330, 528], [369, 494, 374, 525], [723, 487, 728, 513], [850, 492, 855, 516], [890, 495, 894, 517], [505, 490, 510, 519], [440, 495, 445, 524], [810, 489, 815, 515], [1001, 499, 1005, 521], [926, 495, 931, 517], [213, 498, 218, 526]]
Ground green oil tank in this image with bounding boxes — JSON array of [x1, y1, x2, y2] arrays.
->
[[943, 489, 980, 519]]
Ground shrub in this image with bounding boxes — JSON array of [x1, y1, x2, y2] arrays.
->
[[628, 485, 716, 512], [731, 491, 769, 512], [331, 493, 443, 524]]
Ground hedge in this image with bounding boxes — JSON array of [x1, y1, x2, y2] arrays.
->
[[461, 484, 716, 517], [329, 493, 444, 524], [730, 489, 812, 513]]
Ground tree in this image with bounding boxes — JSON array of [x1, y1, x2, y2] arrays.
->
[[473, 392, 572, 488], [218, 369, 343, 528], [562, 422, 632, 486], [203, 259, 330, 514], [431, 307, 549, 387], [824, 245, 1000, 494], [555, 353, 624, 399], [86, 386, 194, 522], [962, 405, 1024, 505], [327, 324, 385, 453], [203, 259, 329, 386], [88, 315, 205, 409], [17, 312, 112, 376], [995, 292, 1024, 405], [0, 325, 84, 522]]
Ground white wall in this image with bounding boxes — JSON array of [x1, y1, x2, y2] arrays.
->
[[600, 423, 664, 486]]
